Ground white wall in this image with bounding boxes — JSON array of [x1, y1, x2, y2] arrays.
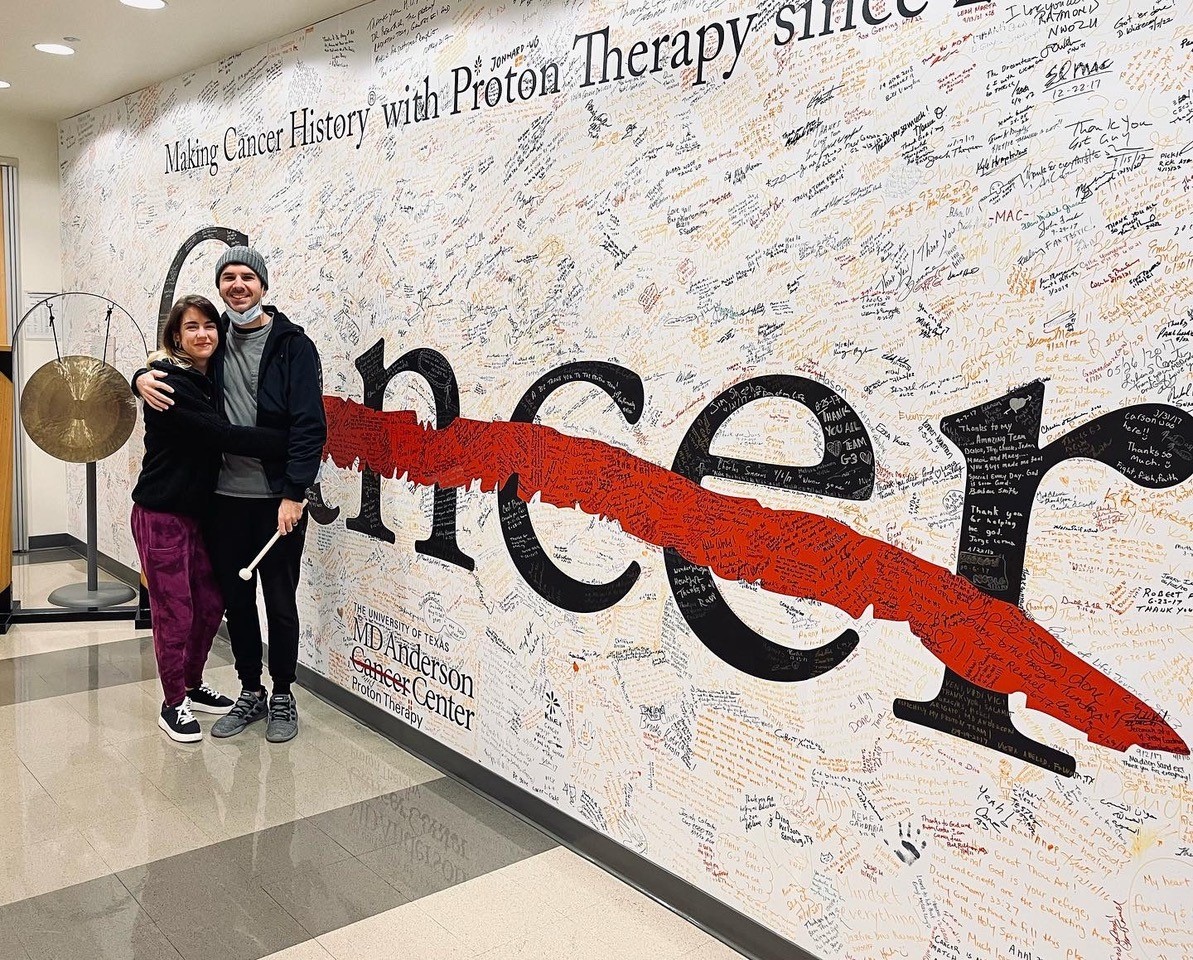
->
[[0, 111, 69, 541]]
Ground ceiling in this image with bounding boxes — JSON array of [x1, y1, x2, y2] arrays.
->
[[0, 0, 369, 123]]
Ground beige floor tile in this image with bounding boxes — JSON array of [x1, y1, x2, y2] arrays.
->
[[290, 762, 392, 817], [62, 680, 157, 710], [477, 920, 742, 960], [415, 859, 568, 955], [133, 748, 251, 803], [0, 620, 148, 659], [0, 788, 71, 850], [209, 727, 342, 782], [0, 829, 111, 907], [10, 559, 131, 611], [0, 753, 45, 804], [53, 772, 178, 829], [133, 664, 237, 702], [0, 695, 103, 751], [176, 780, 301, 841], [199, 757, 286, 800], [21, 739, 143, 796], [202, 662, 242, 689], [116, 731, 243, 793], [343, 751, 441, 794], [502, 845, 637, 915], [307, 721, 441, 791], [96, 710, 186, 744], [682, 936, 749, 958], [475, 912, 621, 960], [80, 805, 212, 873], [496, 849, 710, 960], [317, 900, 471, 960], [65, 686, 167, 744], [63, 680, 159, 714], [569, 876, 711, 960], [259, 942, 337, 960], [131, 676, 167, 699]]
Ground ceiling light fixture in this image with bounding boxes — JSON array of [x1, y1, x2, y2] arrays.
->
[[34, 43, 75, 55], [0, 81, 11, 89], [120, 0, 168, 8]]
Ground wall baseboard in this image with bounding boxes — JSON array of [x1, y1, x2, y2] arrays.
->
[[27, 534, 73, 549], [292, 656, 818, 960]]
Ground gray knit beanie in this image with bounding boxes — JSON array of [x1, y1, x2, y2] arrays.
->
[[214, 246, 269, 290]]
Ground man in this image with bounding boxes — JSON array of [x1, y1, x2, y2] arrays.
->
[[136, 246, 326, 742]]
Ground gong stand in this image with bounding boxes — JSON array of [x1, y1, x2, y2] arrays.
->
[[46, 461, 136, 609]]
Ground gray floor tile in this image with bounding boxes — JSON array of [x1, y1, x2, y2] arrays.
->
[[37, 660, 135, 698], [307, 784, 438, 856], [426, 777, 557, 855], [12, 547, 79, 565], [4, 875, 181, 960], [0, 669, 56, 704], [0, 907, 32, 959], [4, 874, 133, 927], [0, 636, 202, 707], [207, 819, 356, 883], [258, 856, 409, 937], [119, 843, 311, 959], [118, 843, 257, 917], [24, 913, 182, 960], [151, 887, 310, 960], [347, 779, 556, 900]]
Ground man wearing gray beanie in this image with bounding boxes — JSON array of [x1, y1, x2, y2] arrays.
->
[[136, 245, 326, 743]]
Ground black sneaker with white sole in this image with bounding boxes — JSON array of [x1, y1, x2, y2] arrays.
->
[[186, 680, 235, 714], [159, 700, 202, 743]]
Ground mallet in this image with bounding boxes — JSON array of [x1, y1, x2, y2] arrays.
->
[[238, 500, 308, 580]]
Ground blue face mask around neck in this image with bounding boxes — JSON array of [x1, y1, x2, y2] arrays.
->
[[226, 303, 265, 326]]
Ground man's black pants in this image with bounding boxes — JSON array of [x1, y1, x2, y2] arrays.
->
[[207, 494, 307, 695]]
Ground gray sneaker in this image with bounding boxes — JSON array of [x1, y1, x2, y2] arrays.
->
[[210, 688, 267, 738], [265, 693, 299, 743]]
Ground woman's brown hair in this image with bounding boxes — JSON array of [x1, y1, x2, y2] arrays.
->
[[147, 294, 221, 366]]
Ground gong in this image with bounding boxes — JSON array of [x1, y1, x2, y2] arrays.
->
[[19, 356, 137, 463]]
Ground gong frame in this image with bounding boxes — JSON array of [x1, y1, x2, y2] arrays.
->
[[2, 293, 148, 632]]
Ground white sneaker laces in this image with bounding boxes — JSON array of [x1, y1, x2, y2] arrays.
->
[[177, 700, 198, 726]]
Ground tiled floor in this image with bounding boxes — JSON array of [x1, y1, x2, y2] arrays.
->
[[0, 597, 745, 959]]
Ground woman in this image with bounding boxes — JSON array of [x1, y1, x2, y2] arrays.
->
[[131, 295, 288, 742]]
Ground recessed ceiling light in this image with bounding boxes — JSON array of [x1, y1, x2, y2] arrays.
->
[[121, 0, 167, 8], [0, 81, 10, 89], [34, 43, 75, 55]]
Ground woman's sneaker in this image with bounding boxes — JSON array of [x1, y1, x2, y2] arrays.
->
[[186, 681, 235, 714], [159, 700, 202, 743], [211, 688, 268, 738]]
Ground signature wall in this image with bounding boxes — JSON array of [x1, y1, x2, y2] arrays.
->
[[59, 2, 1193, 957]]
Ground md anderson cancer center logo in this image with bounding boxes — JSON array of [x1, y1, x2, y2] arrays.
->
[[349, 603, 476, 731]]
